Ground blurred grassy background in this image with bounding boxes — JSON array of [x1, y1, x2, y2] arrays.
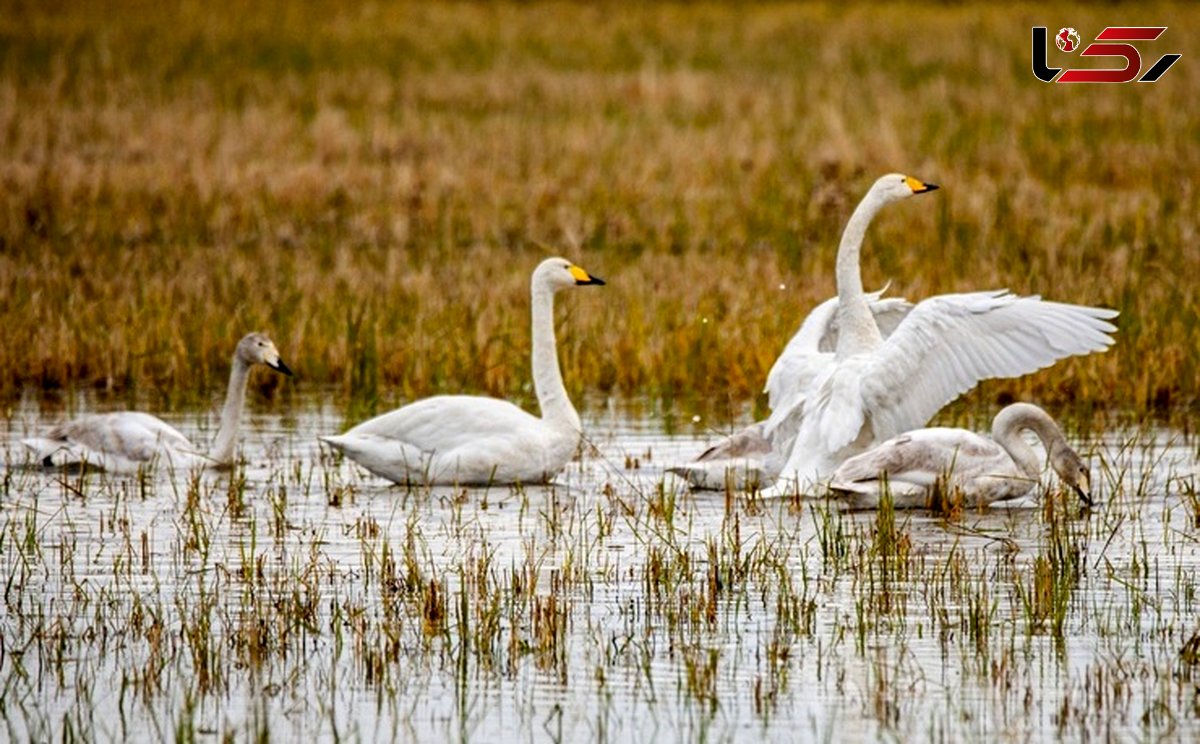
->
[[0, 1, 1196, 427]]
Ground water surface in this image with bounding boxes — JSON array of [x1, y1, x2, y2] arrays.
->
[[2, 397, 1197, 741]]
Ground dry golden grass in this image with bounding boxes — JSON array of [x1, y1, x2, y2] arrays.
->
[[1, 2, 1196, 424]]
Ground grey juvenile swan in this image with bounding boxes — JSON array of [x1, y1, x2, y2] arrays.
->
[[23, 333, 293, 473], [828, 402, 1094, 509]]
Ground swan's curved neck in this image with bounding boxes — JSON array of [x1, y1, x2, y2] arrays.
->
[[992, 404, 1066, 479], [531, 283, 581, 433], [209, 355, 252, 466], [834, 189, 888, 355]]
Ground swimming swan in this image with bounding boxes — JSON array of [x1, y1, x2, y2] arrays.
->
[[23, 333, 293, 473], [762, 174, 1117, 495], [827, 402, 1093, 509], [320, 257, 604, 486]]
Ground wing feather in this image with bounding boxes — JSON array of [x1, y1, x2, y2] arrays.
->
[[857, 291, 1117, 446]]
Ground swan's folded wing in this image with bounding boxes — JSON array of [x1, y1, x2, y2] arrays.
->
[[855, 290, 1118, 448], [691, 422, 771, 462], [830, 428, 998, 487], [342, 395, 545, 454], [47, 412, 196, 462]]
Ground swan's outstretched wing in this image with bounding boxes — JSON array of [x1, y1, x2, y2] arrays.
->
[[862, 298, 914, 345], [819, 291, 1118, 454], [764, 297, 839, 412]]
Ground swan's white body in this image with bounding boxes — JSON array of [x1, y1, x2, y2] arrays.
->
[[828, 402, 1092, 509], [23, 333, 292, 474], [666, 290, 911, 490], [321, 258, 604, 486]]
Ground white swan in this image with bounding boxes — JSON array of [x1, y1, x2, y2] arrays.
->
[[827, 402, 1093, 509], [320, 257, 604, 486], [760, 174, 1118, 495], [667, 289, 912, 490], [23, 333, 293, 473]]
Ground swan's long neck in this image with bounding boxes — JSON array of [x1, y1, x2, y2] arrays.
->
[[209, 355, 252, 466], [531, 283, 581, 433], [834, 188, 889, 356], [992, 404, 1066, 479]]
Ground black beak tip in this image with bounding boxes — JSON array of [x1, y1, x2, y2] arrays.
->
[[1072, 485, 1094, 507], [582, 276, 606, 286], [273, 359, 295, 377], [923, 183, 940, 192]]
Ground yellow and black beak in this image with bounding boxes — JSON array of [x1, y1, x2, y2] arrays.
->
[[568, 265, 606, 286], [904, 176, 939, 194]]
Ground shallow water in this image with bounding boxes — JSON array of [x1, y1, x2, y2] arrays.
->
[[2, 396, 1198, 742]]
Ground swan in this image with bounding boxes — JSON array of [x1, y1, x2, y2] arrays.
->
[[23, 333, 293, 473], [827, 402, 1093, 509], [667, 288, 912, 490], [760, 173, 1118, 495], [320, 257, 604, 486]]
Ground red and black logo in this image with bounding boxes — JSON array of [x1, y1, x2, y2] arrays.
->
[[1032, 26, 1181, 83]]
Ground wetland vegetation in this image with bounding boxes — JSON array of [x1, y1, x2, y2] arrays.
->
[[0, 1, 1196, 425]]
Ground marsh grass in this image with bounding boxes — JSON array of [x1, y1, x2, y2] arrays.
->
[[0, 2, 1196, 426]]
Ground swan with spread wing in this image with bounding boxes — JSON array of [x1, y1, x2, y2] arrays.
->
[[669, 174, 1117, 493], [761, 174, 1117, 495]]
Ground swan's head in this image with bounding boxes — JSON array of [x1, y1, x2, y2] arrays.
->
[[236, 333, 294, 376], [872, 173, 939, 204], [534, 257, 606, 292], [1049, 444, 1093, 506]]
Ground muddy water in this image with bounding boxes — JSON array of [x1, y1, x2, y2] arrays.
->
[[2, 396, 1197, 741]]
